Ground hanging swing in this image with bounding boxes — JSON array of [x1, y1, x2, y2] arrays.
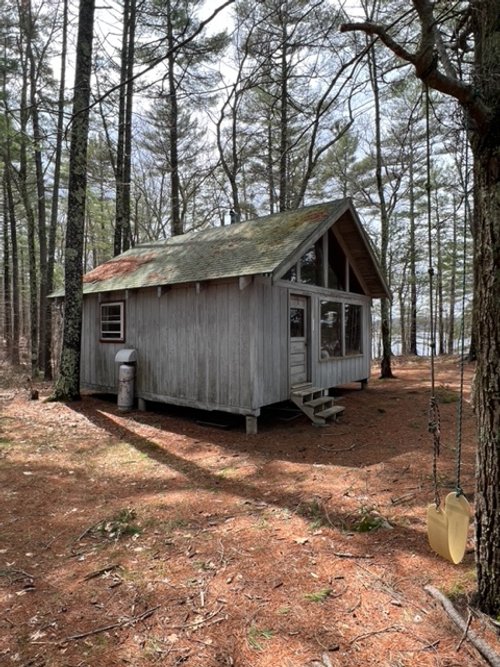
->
[[423, 87, 471, 564]]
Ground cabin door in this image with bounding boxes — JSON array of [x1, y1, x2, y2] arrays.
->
[[289, 295, 310, 386]]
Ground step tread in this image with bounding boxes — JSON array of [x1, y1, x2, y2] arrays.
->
[[315, 405, 345, 419], [291, 386, 325, 398], [304, 397, 334, 408]]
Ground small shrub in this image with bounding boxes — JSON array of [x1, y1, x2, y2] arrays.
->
[[277, 605, 291, 615], [304, 588, 333, 603], [247, 625, 274, 651], [94, 508, 141, 540], [435, 384, 459, 404], [351, 505, 391, 533], [297, 498, 328, 530]]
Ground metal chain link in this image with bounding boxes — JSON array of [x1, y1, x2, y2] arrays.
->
[[425, 86, 442, 510], [428, 395, 442, 508]]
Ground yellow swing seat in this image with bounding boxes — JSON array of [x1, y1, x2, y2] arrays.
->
[[427, 492, 471, 564]]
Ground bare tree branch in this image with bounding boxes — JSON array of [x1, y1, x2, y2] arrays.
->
[[340, 3, 492, 134]]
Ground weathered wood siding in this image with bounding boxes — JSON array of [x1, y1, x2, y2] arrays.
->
[[81, 280, 261, 414], [81, 294, 123, 390], [251, 280, 289, 406], [80, 277, 372, 415]]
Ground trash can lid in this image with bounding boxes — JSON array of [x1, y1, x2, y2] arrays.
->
[[115, 349, 137, 363]]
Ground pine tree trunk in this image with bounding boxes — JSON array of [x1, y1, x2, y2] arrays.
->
[[435, 212, 445, 355], [216, 84, 242, 220], [267, 117, 275, 214], [113, 0, 135, 256], [46, 0, 68, 380], [278, 18, 288, 212], [1, 63, 20, 366], [114, 0, 130, 255], [447, 197, 458, 354], [166, 0, 182, 236], [18, 169, 38, 374], [27, 28, 49, 377], [470, 0, 500, 618], [398, 287, 406, 356], [409, 158, 418, 355], [121, 0, 136, 251], [17, 53, 38, 375], [52, 0, 96, 401], [6, 170, 20, 366], [368, 47, 394, 378], [472, 136, 500, 618], [2, 175, 12, 359]]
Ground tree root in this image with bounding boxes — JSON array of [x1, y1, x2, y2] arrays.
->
[[424, 585, 500, 667]]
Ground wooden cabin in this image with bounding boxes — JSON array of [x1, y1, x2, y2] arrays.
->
[[65, 200, 390, 432]]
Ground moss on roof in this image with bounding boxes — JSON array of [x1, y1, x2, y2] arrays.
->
[[51, 200, 389, 298], [81, 201, 344, 293]]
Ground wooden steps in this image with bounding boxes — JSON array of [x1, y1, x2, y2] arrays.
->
[[290, 385, 345, 426]]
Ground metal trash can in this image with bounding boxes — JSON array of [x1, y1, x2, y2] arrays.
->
[[114, 349, 137, 412]]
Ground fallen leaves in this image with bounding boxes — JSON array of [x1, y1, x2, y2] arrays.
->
[[0, 357, 484, 667]]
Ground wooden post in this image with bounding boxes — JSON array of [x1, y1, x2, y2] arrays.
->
[[245, 415, 258, 435], [138, 397, 146, 411]]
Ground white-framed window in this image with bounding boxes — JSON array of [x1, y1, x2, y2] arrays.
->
[[100, 301, 125, 342]]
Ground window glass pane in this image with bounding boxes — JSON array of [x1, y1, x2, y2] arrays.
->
[[290, 307, 305, 337], [100, 302, 124, 340], [320, 301, 342, 359], [328, 233, 346, 290], [349, 266, 363, 294], [345, 304, 362, 355], [300, 240, 323, 286], [103, 304, 121, 318], [283, 264, 298, 282]]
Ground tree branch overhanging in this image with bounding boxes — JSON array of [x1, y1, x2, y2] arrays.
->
[[340, 18, 492, 135]]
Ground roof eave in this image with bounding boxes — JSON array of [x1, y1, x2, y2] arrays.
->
[[347, 206, 391, 299], [272, 199, 391, 300]]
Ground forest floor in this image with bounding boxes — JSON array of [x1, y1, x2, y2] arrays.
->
[[0, 356, 499, 667]]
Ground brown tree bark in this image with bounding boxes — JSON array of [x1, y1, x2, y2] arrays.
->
[[114, 0, 135, 255], [408, 155, 418, 355], [342, 0, 500, 616], [24, 0, 49, 377], [166, 0, 182, 237], [368, 46, 394, 378], [6, 167, 20, 367], [52, 0, 96, 401], [46, 0, 69, 381], [447, 197, 458, 354], [2, 175, 12, 359], [17, 69, 38, 376]]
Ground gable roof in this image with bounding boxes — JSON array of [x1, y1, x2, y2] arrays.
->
[[54, 199, 390, 299]]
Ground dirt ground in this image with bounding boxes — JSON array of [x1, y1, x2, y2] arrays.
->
[[0, 356, 499, 667]]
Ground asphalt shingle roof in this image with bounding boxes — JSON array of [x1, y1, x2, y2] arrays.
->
[[51, 200, 389, 298]]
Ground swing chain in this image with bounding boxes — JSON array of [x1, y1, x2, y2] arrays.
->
[[428, 394, 442, 508], [425, 85, 442, 509], [454, 338, 466, 498]]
